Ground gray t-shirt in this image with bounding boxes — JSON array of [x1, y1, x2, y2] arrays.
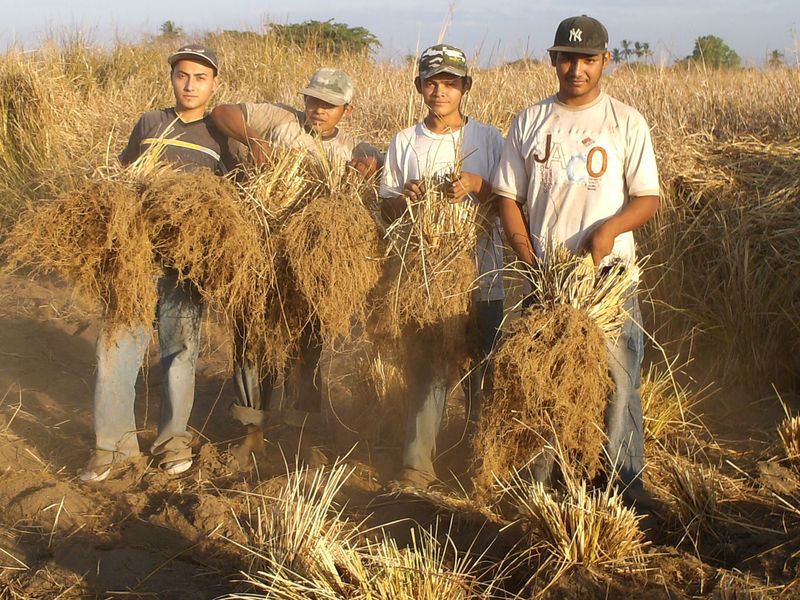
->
[[119, 107, 228, 173]]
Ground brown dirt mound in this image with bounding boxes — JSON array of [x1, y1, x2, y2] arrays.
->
[[282, 193, 383, 344], [473, 304, 612, 495], [1, 179, 159, 330]]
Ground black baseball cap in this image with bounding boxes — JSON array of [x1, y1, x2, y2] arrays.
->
[[548, 15, 609, 56], [168, 45, 219, 72]]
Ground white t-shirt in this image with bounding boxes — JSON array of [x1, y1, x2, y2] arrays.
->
[[380, 119, 505, 302], [492, 92, 660, 261]]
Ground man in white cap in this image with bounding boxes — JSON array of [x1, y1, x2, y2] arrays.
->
[[211, 69, 381, 466]]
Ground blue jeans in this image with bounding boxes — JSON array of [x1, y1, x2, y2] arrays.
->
[[93, 271, 202, 457], [402, 299, 504, 477], [530, 294, 645, 488]]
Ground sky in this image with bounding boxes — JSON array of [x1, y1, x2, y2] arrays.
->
[[1, 0, 797, 66]]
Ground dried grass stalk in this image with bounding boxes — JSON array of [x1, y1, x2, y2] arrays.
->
[[282, 192, 383, 344], [231, 462, 363, 599], [518, 241, 638, 340], [778, 415, 800, 471], [473, 304, 612, 496], [504, 466, 646, 571], [381, 173, 487, 341]]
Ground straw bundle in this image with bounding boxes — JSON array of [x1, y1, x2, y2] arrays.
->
[[779, 415, 800, 471], [504, 467, 646, 571], [473, 245, 638, 496], [381, 172, 488, 344], [282, 190, 383, 344], [1, 178, 160, 330]]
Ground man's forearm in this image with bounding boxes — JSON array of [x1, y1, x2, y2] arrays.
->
[[497, 195, 534, 264], [210, 104, 267, 149], [602, 195, 660, 237]]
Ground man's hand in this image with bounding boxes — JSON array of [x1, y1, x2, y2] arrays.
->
[[584, 221, 618, 266], [250, 139, 272, 166], [348, 155, 379, 179], [402, 179, 426, 202], [446, 172, 485, 204]]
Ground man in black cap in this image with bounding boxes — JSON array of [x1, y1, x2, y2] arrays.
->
[[80, 44, 229, 482], [492, 16, 661, 508]]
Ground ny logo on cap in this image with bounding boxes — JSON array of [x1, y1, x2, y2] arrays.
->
[[569, 28, 583, 42]]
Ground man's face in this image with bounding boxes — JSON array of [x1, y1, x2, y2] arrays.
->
[[552, 51, 609, 103], [416, 73, 469, 119], [171, 59, 218, 114], [303, 95, 351, 135]]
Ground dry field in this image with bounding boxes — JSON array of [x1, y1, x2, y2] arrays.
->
[[0, 33, 799, 598]]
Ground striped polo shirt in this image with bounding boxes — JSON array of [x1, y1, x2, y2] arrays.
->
[[119, 107, 228, 173]]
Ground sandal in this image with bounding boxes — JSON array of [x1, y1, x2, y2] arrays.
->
[[155, 446, 193, 475]]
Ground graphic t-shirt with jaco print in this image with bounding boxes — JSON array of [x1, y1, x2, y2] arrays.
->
[[492, 92, 659, 262], [380, 118, 505, 302]]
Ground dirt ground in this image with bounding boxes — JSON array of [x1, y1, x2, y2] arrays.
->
[[0, 272, 799, 599]]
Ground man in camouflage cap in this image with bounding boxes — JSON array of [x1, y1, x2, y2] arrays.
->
[[211, 67, 381, 468]]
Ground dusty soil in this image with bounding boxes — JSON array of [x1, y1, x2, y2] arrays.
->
[[1, 273, 799, 599]]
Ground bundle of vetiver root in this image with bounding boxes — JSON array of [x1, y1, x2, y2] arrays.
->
[[0, 142, 180, 328], [473, 243, 639, 497], [281, 178, 383, 344], [235, 149, 382, 370], [382, 172, 489, 340], [1, 177, 158, 329]]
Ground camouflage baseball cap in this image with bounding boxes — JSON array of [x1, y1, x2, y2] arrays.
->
[[418, 44, 468, 80], [300, 68, 354, 106], [548, 15, 609, 56]]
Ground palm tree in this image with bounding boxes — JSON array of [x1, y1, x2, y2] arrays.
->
[[620, 39, 632, 62], [611, 48, 623, 64], [634, 41, 643, 60]]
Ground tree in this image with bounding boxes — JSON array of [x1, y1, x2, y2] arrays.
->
[[686, 35, 740, 69], [159, 21, 183, 39], [620, 39, 632, 62], [768, 49, 785, 68], [611, 48, 623, 64], [270, 20, 381, 55]]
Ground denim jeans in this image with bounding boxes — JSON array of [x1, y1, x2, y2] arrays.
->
[[93, 271, 201, 457], [530, 294, 645, 488], [402, 299, 504, 477], [231, 320, 323, 427]]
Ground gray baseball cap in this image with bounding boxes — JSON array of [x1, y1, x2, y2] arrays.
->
[[418, 44, 468, 80], [548, 15, 609, 56], [300, 68, 354, 106], [168, 44, 219, 72]]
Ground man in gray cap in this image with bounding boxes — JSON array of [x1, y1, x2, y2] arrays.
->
[[210, 68, 381, 467], [492, 15, 661, 510]]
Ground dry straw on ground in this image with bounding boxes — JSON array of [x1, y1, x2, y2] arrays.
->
[[473, 248, 638, 496], [503, 462, 646, 578]]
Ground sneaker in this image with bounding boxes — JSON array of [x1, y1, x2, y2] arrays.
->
[[79, 450, 116, 483]]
